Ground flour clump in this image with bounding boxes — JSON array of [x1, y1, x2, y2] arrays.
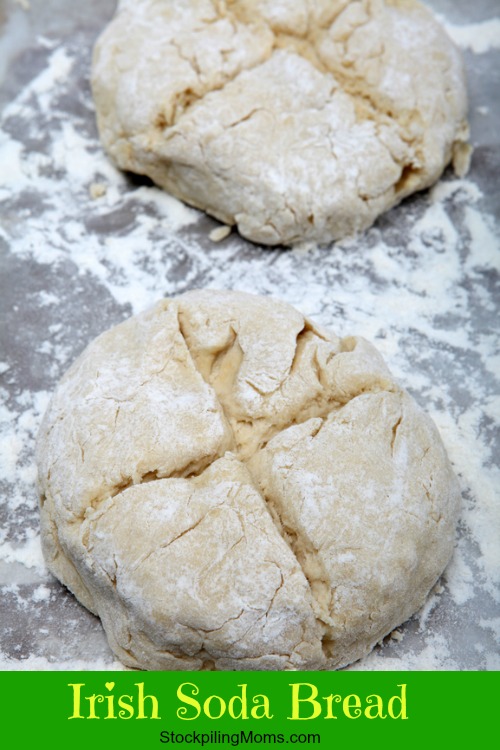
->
[[92, 0, 470, 246], [37, 290, 461, 670]]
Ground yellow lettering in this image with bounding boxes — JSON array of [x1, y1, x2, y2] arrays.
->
[[86, 694, 104, 719], [204, 695, 226, 720], [228, 684, 247, 719], [323, 694, 341, 719], [136, 682, 160, 720], [68, 684, 85, 720], [177, 683, 201, 721], [251, 694, 273, 720], [388, 684, 408, 720], [118, 695, 134, 720], [343, 694, 362, 719], [288, 683, 321, 720], [365, 694, 387, 719], [105, 694, 115, 720]]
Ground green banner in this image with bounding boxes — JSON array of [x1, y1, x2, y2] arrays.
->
[[1, 671, 497, 747]]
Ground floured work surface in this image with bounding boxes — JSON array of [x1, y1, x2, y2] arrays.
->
[[0, 0, 499, 669]]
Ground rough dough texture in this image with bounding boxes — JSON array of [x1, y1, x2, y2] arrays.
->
[[37, 290, 461, 670], [92, 0, 470, 246]]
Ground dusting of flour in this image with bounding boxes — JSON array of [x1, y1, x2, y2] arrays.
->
[[443, 18, 500, 54], [0, 4, 499, 670]]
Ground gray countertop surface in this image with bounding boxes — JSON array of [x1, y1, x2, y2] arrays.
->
[[0, 0, 498, 670]]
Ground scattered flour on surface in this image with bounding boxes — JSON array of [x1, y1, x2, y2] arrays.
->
[[0, 529, 46, 574], [444, 18, 500, 54], [1, 24, 499, 670], [0, 656, 126, 671]]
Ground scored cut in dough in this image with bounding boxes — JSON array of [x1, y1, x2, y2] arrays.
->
[[92, 0, 470, 246], [37, 290, 461, 670]]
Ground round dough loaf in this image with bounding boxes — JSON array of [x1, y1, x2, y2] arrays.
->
[[37, 290, 460, 670], [92, 0, 470, 246]]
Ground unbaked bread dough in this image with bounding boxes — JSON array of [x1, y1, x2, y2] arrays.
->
[[37, 290, 461, 670], [92, 0, 470, 246]]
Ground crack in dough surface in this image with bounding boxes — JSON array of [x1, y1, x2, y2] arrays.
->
[[37, 290, 461, 670], [92, 0, 470, 246]]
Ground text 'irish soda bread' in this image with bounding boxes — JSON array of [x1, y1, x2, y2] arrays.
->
[[37, 290, 461, 670], [92, 0, 470, 246]]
